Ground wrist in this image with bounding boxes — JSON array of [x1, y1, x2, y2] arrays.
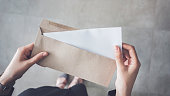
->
[[115, 83, 132, 96], [116, 87, 131, 96], [0, 75, 12, 86], [0, 75, 15, 95]]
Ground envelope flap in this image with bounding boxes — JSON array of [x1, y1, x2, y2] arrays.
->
[[40, 19, 76, 33], [32, 19, 77, 57]]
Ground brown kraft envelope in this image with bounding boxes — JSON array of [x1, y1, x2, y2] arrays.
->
[[31, 19, 116, 87]]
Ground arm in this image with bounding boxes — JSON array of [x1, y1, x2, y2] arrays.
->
[[114, 43, 141, 96], [0, 43, 48, 94]]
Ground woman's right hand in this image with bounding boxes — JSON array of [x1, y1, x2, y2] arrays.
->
[[114, 43, 141, 96]]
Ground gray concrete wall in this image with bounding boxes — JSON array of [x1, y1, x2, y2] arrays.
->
[[0, 0, 170, 96]]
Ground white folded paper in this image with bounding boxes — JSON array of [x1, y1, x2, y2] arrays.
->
[[44, 27, 122, 59]]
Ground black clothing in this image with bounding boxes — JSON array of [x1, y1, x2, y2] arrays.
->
[[19, 84, 88, 96], [18, 84, 116, 96], [108, 90, 116, 96]]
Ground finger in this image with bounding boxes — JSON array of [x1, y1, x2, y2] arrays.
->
[[24, 43, 34, 51], [114, 46, 124, 68], [122, 43, 141, 67], [24, 49, 32, 57], [123, 48, 130, 59], [28, 52, 48, 65], [18, 43, 34, 55], [122, 43, 137, 60], [122, 50, 130, 62]]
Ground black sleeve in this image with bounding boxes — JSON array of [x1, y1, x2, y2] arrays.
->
[[108, 89, 116, 96], [0, 87, 14, 96]]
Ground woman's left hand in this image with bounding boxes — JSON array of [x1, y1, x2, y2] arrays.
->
[[0, 43, 48, 86]]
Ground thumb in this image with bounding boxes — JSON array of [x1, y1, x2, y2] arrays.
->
[[28, 52, 48, 65], [114, 46, 124, 69]]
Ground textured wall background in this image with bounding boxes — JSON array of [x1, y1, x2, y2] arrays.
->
[[0, 0, 170, 96]]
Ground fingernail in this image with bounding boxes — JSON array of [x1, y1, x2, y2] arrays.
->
[[42, 52, 48, 56], [114, 46, 118, 51]]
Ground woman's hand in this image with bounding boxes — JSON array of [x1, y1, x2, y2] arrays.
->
[[114, 43, 141, 96], [0, 43, 48, 86]]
